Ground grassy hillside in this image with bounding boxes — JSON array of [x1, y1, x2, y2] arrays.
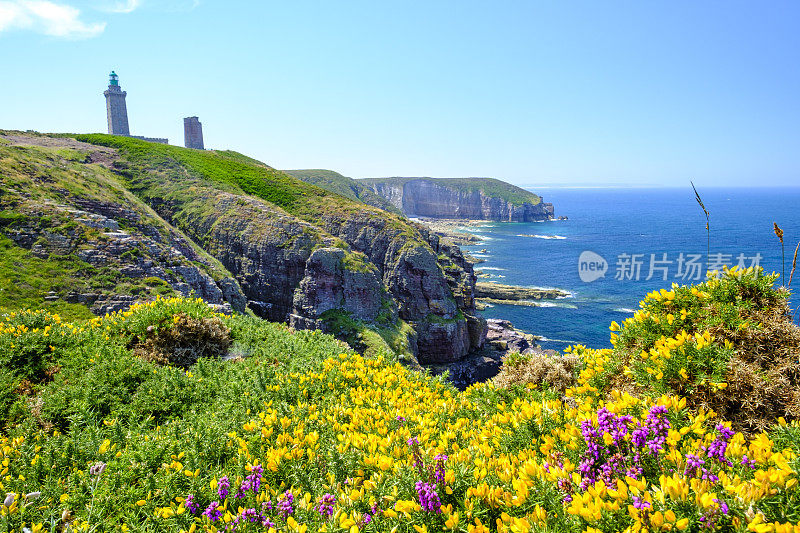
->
[[0, 132, 237, 319], [360, 177, 542, 206], [2, 271, 800, 531], [284, 169, 402, 214], [74, 135, 409, 227]]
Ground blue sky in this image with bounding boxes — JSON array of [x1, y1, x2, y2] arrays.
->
[[1, 1, 798, 187]]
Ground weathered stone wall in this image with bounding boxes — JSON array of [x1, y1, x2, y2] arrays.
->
[[131, 136, 169, 144]]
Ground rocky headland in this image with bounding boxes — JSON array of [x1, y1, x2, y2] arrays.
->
[[359, 177, 555, 222]]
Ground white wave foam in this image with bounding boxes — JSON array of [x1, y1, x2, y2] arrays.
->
[[613, 308, 636, 313], [476, 267, 505, 271], [516, 234, 567, 240], [537, 302, 578, 309], [538, 336, 580, 344]]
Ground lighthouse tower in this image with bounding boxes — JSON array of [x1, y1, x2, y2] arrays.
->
[[104, 71, 130, 135]]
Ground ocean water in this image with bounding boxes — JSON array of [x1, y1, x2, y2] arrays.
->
[[460, 187, 800, 350]]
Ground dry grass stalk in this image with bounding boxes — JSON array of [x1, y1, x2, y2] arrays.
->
[[775, 223, 786, 286], [789, 241, 799, 289], [691, 182, 710, 270]]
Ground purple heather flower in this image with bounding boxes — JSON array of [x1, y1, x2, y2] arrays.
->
[[185, 494, 198, 514], [415, 481, 442, 513], [236, 465, 264, 498], [316, 493, 336, 519], [203, 501, 222, 522], [277, 490, 294, 518], [218, 476, 230, 499], [632, 496, 651, 510], [704, 425, 734, 467]]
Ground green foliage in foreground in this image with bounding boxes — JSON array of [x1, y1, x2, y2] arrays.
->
[[0, 284, 800, 533], [2, 293, 800, 533]]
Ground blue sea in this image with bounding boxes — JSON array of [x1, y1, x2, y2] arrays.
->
[[460, 187, 800, 350]]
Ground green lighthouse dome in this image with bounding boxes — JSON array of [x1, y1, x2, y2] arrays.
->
[[109, 71, 119, 86]]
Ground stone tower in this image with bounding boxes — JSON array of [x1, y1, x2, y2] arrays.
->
[[104, 71, 130, 136], [183, 116, 204, 149]]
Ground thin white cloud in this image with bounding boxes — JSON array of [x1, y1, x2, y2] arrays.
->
[[0, 0, 105, 38], [98, 0, 139, 13]]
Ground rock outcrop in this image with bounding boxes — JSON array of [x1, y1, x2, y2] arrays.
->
[[475, 282, 570, 306], [291, 248, 389, 328], [361, 177, 554, 222]]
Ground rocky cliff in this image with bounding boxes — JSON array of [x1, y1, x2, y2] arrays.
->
[[60, 133, 488, 365], [360, 177, 554, 221]]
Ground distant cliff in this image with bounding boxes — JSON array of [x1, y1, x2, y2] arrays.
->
[[360, 177, 554, 221]]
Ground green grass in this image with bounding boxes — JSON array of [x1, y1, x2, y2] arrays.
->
[[359, 176, 542, 206], [284, 169, 402, 214], [73, 134, 430, 253], [0, 138, 239, 315], [74, 135, 406, 226], [0, 235, 95, 320]]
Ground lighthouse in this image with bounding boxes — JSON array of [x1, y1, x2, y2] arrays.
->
[[103, 71, 130, 136]]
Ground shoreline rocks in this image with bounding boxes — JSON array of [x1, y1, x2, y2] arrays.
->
[[475, 282, 570, 305], [429, 318, 560, 389]]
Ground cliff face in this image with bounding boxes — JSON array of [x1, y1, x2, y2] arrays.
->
[[364, 178, 554, 221], [69, 134, 486, 365]]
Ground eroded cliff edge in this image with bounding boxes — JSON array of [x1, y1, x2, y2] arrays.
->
[[61, 134, 489, 366], [360, 177, 555, 222]]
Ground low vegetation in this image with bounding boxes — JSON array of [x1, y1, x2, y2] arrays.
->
[[2, 269, 800, 532], [284, 169, 402, 215], [0, 137, 229, 319], [73, 134, 409, 228]]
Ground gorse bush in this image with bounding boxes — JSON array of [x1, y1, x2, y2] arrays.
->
[[1, 273, 800, 532], [580, 266, 800, 433], [132, 313, 231, 368], [492, 351, 581, 394]]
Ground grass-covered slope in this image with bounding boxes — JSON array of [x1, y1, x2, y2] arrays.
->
[[360, 176, 542, 207], [284, 169, 403, 214], [0, 132, 242, 319], [73, 134, 406, 227], [3, 271, 800, 532]]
